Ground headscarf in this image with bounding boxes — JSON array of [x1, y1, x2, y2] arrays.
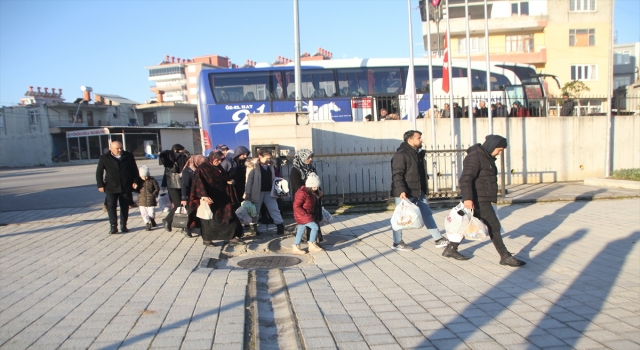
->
[[293, 148, 316, 180], [183, 155, 206, 172]]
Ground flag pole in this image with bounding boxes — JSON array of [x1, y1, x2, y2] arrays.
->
[[407, 0, 418, 130], [293, 0, 302, 113], [483, 0, 492, 134], [426, 0, 438, 192], [464, 0, 475, 145], [445, 0, 456, 191]]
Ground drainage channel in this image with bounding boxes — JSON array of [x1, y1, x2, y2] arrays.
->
[[247, 269, 302, 350]]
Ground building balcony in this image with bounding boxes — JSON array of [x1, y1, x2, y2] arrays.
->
[[425, 15, 548, 37], [445, 46, 547, 65], [149, 83, 187, 93], [148, 73, 186, 82]]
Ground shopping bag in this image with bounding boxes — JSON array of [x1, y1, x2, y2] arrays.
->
[[390, 199, 424, 231], [492, 204, 506, 234], [444, 202, 470, 243], [235, 206, 253, 225], [241, 201, 257, 218], [157, 190, 171, 213], [464, 214, 489, 241], [270, 177, 290, 198], [172, 206, 189, 228], [196, 199, 213, 220], [319, 207, 333, 227]]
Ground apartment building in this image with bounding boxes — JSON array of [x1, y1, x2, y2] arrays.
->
[[423, 0, 614, 96]]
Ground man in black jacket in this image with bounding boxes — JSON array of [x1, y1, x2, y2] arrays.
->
[[390, 130, 449, 251], [96, 141, 140, 234], [450, 134, 525, 266], [560, 93, 576, 116]]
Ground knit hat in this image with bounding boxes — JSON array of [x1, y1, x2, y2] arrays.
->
[[305, 173, 321, 188], [139, 165, 150, 177]]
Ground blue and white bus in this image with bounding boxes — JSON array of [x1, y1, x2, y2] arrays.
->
[[197, 58, 547, 154]]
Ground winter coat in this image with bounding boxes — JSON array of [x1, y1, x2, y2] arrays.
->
[[293, 186, 317, 224], [137, 177, 159, 207], [96, 151, 140, 194], [181, 167, 195, 201], [222, 146, 251, 198], [560, 99, 576, 116], [244, 159, 278, 202], [160, 151, 188, 188], [391, 142, 428, 198], [496, 105, 509, 117], [459, 135, 505, 203]]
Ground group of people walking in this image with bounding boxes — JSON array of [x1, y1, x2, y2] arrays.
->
[[95, 141, 325, 252]]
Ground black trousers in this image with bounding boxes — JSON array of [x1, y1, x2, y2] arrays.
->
[[164, 188, 182, 224], [105, 192, 132, 227], [473, 201, 509, 257]]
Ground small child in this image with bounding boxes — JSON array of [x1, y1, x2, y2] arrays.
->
[[292, 173, 324, 255], [137, 166, 159, 231]]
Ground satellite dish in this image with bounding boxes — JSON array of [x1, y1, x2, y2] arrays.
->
[[80, 86, 93, 92]]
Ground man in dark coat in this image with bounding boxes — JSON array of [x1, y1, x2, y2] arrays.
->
[[96, 141, 140, 234], [496, 102, 509, 117], [560, 93, 576, 116], [450, 134, 525, 266], [390, 130, 449, 251]]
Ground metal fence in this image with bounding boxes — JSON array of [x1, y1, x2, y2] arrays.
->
[[274, 147, 506, 206]]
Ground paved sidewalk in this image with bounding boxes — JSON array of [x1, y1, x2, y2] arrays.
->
[[0, 184, 638, 349]]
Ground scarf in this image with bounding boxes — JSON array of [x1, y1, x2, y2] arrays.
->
[[189, 161, 238, 224], [293, 148, 316, 181], [183, 155, 206, 172]]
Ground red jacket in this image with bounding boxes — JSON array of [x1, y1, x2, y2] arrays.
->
[[293, 186, 317, 224]]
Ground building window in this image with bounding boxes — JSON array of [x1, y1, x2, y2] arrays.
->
[[506, 34, 534, 53], [68, 110, 83, 123], [569, 29, 595, 46], [570, 0, 596, 11], [614, 51, 631, 65], [511, 2, 529, 16], [194, 111, 199, 126], [458, 37, 485, 55], [148, 66, 185, 77], [29, 110, 39, 125], [0, 110, 4, 128], [614, 76, 630, 89], [143, 112, 157, 126], [87, 111, 94, 126], [76, 111, 83, 123], [571, 64, 598, 80]]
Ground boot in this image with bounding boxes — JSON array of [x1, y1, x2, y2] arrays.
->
[[500, 254, 526, 267], [249, 224, 260, 236], [150, 218, 157, 227], [308, 242, 324, 253], [442, 243, 470, 260], [120, 224, 129, 233], [291, 244, 307, 255], [145, 222, 152, 231], [276, 223, 285, 235], [109, 225, 118, 234], [184, 228, 194, 238], [163, 218, 172, 232]]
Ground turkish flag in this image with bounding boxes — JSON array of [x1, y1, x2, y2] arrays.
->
[[432, 0, 441, 7], [442, 32, 450, 93]]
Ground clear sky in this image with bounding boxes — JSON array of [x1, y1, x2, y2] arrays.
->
[[0, 0, 638, 106]]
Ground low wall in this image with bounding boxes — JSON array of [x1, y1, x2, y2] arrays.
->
[[311, 116, 640, 184]]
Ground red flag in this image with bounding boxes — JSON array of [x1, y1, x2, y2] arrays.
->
[[432, 0, 441, 7], [442, 32, 450, 93]]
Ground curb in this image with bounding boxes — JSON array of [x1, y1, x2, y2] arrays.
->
[[584, 177, 640, 190]]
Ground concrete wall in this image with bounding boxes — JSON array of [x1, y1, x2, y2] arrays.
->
[[159, 129, 195, 152], [311, 116, 640, 184], [0, 106, 53, 167], [248, 112, 312, 157]]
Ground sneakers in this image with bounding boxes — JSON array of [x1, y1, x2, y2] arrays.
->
[[308, 242, 324, 253], [442, 243, 470, 260], [434, 237, 449, 248], [392, 241, 414, 251], [145, 222, 152, 231], [291, 244, 307, 255]]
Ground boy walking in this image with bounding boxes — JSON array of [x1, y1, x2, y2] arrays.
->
[[136, 166, 159, 231]]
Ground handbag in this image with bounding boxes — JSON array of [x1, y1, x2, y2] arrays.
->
[[172, 206, 189, 228], [196, 199, 213, 220], [165, 163, 182, 189]]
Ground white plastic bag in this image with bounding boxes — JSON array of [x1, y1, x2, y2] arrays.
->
[[270, 177, 290, 198], [390, 199, 424, 231], [464, 215, 489, 241], [157, 190, 171, 213], [444, 202, 470, 243], [319, 207, 333, 227], [492, 204, 506, 234], [235, 206, 253, 225]]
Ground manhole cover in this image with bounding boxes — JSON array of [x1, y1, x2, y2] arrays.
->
[[237, 256, 302, 269]]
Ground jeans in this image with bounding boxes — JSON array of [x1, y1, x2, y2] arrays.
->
[[252, 191, 283, 225], [295, 222, 319, 245], [105, 192, 132, 227], [392, 192, 442, 244]]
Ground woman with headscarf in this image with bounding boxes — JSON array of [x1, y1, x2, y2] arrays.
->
[[189, 151, 244, 247], [289, 149, 324, 243], [180, 155, 206, 238], [159, 143, 189, 232]]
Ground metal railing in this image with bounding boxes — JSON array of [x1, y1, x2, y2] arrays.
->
[[275, 147, 506, 206]]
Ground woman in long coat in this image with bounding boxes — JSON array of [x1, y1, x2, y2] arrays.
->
[[189, 151, 243, 246], [181, 155, 206, 238]]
